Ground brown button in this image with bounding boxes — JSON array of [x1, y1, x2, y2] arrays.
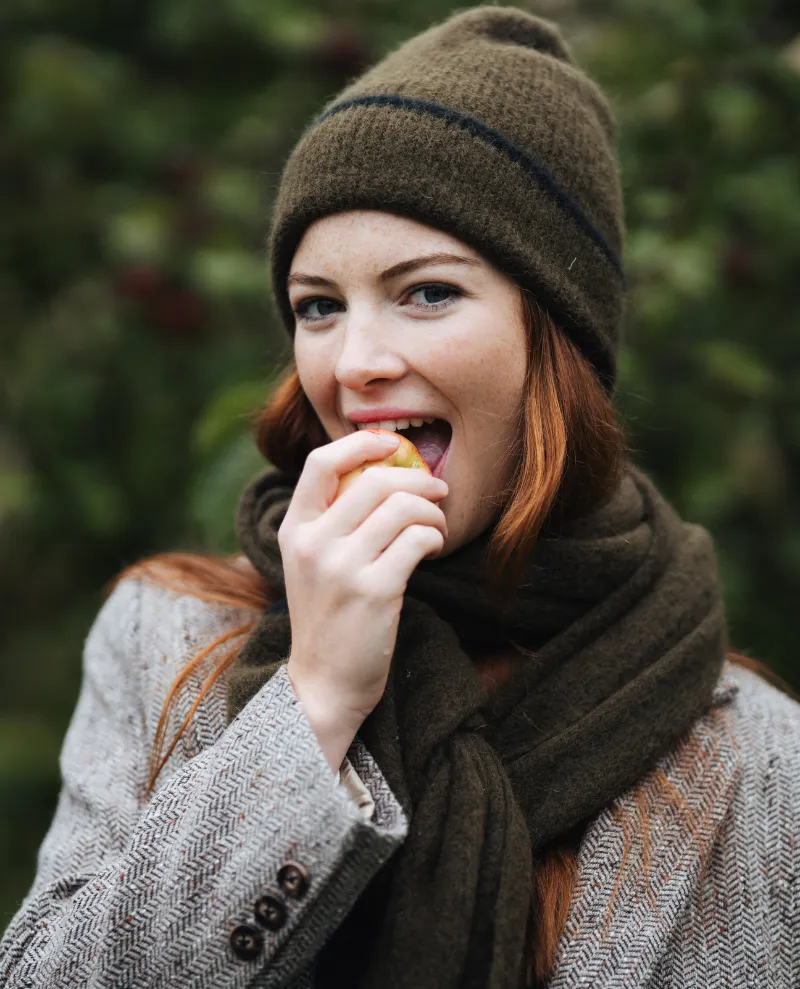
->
[[277, 860, 310, 899], [229, 923, 263, 960], [254, 892, 287, 931]]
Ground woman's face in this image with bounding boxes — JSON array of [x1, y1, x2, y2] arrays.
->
[[288, 209, 528, 555]]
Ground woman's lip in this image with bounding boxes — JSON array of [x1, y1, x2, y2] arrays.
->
[[432, 440, 451, 478]]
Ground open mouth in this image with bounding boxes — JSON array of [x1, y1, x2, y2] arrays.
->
[[398, 419, 452, 474], [356, 419, 453, 477]]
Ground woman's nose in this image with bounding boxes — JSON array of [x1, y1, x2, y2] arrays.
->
[[334, 316, 406, 389]]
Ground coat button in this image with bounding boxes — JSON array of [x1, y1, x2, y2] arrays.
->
[[229, 924, 263, 960], [277, 860, 310, 899], [254, 892, 287, 931]]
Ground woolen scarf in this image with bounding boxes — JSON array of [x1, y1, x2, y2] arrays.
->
[[226, 457, 728, 989]]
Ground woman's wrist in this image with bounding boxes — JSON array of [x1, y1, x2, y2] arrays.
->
[[285, 661, 363, 774]]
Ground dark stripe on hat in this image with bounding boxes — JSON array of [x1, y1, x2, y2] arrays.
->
[[307, 94, 624, 280]]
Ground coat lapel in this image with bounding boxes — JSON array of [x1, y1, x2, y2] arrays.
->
[[547, 666, 741, 988]]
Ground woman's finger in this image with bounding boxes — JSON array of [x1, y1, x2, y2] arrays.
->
[[318, 465, 448, 538], [288, 430, 400, 524], [366, 523, 446, 587], [340, 488, 448, 563]]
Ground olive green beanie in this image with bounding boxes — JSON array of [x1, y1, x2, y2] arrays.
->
[[267, 5, 626, 395]]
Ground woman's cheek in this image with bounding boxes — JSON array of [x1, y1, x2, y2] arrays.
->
[[295, 351, 334, 410]]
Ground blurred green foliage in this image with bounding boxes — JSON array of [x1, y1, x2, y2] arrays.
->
[[1, 0, 799, 930]]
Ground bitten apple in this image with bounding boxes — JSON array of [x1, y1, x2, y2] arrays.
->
[[334, 428, 431, 501]]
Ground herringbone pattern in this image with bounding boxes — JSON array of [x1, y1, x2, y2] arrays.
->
[[2, 576, 799, 987], [548, 666, 800, 988], [0, 577, 407, 988]]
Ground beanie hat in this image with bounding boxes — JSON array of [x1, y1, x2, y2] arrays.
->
[[267, 5, 626, 396]]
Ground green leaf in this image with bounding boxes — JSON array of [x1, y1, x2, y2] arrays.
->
[[698, 341, 778, 399]]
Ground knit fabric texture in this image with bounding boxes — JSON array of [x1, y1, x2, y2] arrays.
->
[[228, 459, 728, 989], [4, 576, 799, 987], [267, 5, 626, 395]]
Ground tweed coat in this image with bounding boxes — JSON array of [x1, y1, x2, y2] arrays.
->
[[2, 574, 799, 988]]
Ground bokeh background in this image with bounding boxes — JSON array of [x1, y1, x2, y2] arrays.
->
[[2, 0, 799, 929]]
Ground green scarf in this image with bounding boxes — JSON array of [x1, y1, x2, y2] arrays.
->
[[227, 459, 728, 989]]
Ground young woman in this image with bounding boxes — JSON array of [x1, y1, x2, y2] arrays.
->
[[3, 6, 799, 988]]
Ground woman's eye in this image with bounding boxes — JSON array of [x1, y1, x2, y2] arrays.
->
[[291, 297, 341, 321], [291, 282, 462, 324], [407, 283, 461, 309]]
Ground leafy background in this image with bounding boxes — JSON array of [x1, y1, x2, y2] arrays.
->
[[2, 0, 799, 929]]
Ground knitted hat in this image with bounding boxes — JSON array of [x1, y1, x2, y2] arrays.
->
[[267, 5, 626, 395]]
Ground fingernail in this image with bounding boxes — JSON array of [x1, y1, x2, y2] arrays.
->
[[365, 428, 399, 443]]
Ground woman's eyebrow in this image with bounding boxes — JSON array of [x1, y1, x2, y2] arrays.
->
[[286, 252, 481, 290]]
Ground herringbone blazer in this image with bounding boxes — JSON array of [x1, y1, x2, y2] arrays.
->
[[2, 576, 799, 987]]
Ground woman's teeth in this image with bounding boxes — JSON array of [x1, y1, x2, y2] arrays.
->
[[356, 417, 437, 431]]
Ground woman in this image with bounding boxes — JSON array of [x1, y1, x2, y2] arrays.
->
[[3, 6, 799, 988]]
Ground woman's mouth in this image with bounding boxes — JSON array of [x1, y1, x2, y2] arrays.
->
[[351, 417, 453, 475], [401, 419, 452, 475], [432, 436, 451, 478]]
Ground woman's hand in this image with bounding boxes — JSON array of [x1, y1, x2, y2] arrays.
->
[[280, 429, 449, 771]]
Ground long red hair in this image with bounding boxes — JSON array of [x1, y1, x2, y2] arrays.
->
[[107, 290, 795, 987]]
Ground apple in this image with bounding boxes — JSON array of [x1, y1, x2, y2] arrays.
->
[[334, 428, 431, 501]]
